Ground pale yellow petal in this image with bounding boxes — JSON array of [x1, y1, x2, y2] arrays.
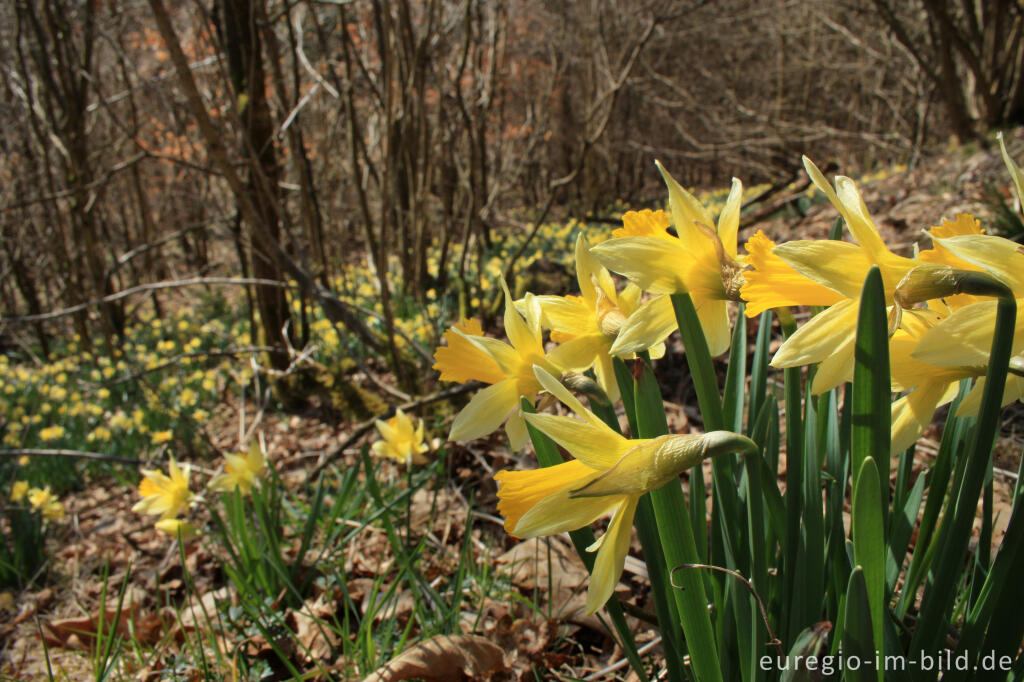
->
[[546, 333, 608, 372], [891, 381, 956, 455], [834, 176, 893, 264], [913, 300, 1024, 368], [808, 332, 857, 395], [717, 178, 743, 259], [591, 237, 688, 294], [535, 295, 594, 335], [514, 486, 622, 538], [592, 353, 620, 403], [609, 295, 677, 356], [505, 412, 530, 451], [575, 233, 617, 307], [449, 379, 521, 442], [772, 240, 874, 300], [930, 234, 1024, 295], [696, 297, 731, 358], [656, 161, 717, 262], [523, 413, 630, 470], [955, 375, 1024, 417], [502, 279, 543, 357], [772, 299, 860, 367], [586, 496, 639, 614], [532, 365, 620, 432]]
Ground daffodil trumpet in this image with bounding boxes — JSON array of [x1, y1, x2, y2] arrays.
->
[[495, 366, 757, 613]]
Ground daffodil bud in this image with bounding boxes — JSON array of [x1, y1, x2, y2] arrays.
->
[[569, 431, 757, 498], [894, 264, 1012, 309]]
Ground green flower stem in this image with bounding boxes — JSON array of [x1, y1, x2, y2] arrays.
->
[[519, 398, 650, 682], [588, 395, 689, 682], [908, 292, 1016, 675], [630, 353, 724, 682]]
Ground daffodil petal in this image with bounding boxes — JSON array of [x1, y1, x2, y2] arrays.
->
[[656, 161, 716, 259], [913, 300, 1024, 367], [575, 233, 617, 307], [593, 352, 620, 403], [955, 375, 1024, 417], [591, 238, 687, 294], [586, 496, 639, 614], [495, 459, 596, 532], [809, 333, 857, 394], [717, 178, 742, 260], [609, 295, 677, 356], [505, 412, 530, 452], [546, 333, 608, 372], [501, 279, 543, 357], [514, 486, 621, 538], [696, 297, 731, 357], [772, 241, 873, 299], [524, 413, 629, 469], [534, 295, 594, 334], [772, 299, 859, 367], [891, 381, 956, 455], [930, 234, 1024, 295], [449, 379, 521, 442], [532, 366, 621, 432]]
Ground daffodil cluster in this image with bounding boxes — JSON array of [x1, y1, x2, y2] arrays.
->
[[433, 142, 1024, 613]]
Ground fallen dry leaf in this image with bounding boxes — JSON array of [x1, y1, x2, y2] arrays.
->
[[362, 634, 508, 681]]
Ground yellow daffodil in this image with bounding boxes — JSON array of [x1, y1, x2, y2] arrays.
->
[[433, 279, 576, 449], [132, 457, 194, 520], [154, 518, 200, 540], [41, 500, 65, 521], [909, 232, 1024, 416], [528, 233, 664, 402], [743, 157, 919, 394], [371, 408, 430, 466], [209, 442, 268, 495], [27, 486, 56, 510], [591, 163, 745, 356], [495, 367, 757, 613], [10, 480, 28, 502]]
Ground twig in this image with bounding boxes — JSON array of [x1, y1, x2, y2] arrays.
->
[[0, 277, 298, 324], [310, 382, 481, 477], [0, 449, 141, 465], [671, 563, 785, 658], [584, 635, 663, 681]]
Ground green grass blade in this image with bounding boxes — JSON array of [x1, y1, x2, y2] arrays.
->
[[851, 265, 891, 524], [844, 566, 880, 682], [852, 457, 885, 676]]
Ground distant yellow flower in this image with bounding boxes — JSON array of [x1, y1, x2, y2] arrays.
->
[[208, 443, 268, 495], [591, 163, 746, 356], [27, 486, 56, 510], [17, 455, 29, 466], [10, 481, 28, 502], [132, 457, 194, 520], [371, 408, 430, 466], [42, 500, 65, 521], [155, 518, 200, 540], [495, 367, 757, 613], [151, 430, 173, 445], [39, 425, 65, 441]]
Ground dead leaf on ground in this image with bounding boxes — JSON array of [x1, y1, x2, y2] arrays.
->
[[362, 634, 508, 681], [41, 605, 168, 650]]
